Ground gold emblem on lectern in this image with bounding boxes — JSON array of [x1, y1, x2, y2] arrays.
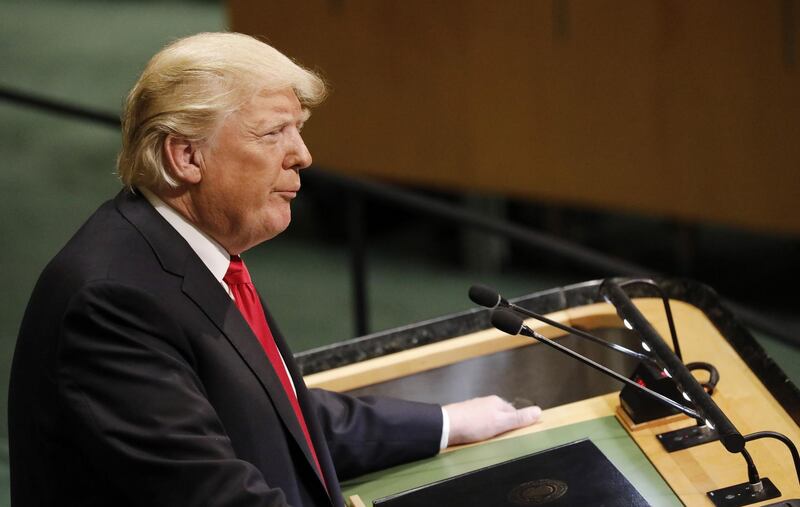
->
[[508, 479, 568, 505]]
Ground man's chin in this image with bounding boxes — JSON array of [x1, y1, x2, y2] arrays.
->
[[254, 214, 292, 245]]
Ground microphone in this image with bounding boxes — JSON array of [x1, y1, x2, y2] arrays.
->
[[490, 307, 525, 335], [490, 308, 703, 422], [470, 284, 659, 367], [468, 284, 508, 309]]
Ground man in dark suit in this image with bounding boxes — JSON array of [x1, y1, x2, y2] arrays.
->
[[8, 33, 541, 506]]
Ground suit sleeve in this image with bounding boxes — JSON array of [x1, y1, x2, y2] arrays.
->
[[308, 389, 443, 480], [56, 281, 292, 507]]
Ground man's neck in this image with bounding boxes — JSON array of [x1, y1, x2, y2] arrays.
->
[[138, 187, 232, 294]]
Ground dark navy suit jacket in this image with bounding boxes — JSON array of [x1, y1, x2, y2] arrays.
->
[[9, 189, 442, 506]]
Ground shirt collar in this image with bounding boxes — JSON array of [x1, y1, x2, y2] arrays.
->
[[139, 188, 231, 290]]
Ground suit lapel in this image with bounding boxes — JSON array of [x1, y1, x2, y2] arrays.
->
[[115, 189, 327, 492], [181, 259, 325, 485], [268, 311, 340, 495]]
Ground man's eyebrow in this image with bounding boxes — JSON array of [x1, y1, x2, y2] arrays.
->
[[249, 109, 312, 131]]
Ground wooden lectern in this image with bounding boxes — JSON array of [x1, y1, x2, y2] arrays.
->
[[298, 279, 800, 506]]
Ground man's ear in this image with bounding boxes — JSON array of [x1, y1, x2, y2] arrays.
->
[[163, 134, 202, 185]]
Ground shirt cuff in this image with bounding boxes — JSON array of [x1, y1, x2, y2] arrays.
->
[[439, 407, 450, 450]]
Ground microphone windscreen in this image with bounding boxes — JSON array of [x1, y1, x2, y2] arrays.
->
[[491, 308, 524, 335], [469, 284, 501, 308]]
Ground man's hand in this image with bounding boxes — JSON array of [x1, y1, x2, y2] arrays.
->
[[443, 395, 542, 446]]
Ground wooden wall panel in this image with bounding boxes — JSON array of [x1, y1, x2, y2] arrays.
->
[[229, 1, 800, 234]]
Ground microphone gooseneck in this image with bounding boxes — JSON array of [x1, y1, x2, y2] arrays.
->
[[471, 284, 658, 366], [489, 308, 703, 422]]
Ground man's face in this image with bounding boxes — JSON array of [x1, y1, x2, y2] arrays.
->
[[192, 88, 312, 254]]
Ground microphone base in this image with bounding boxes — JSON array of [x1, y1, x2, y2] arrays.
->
[[656, 423, 720, 452], [707, 477, 780, 507], [619, 362, 685, 425]]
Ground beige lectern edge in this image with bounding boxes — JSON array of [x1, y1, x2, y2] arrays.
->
[[306, 299, 800, 506], [347, 495, 366, 507]]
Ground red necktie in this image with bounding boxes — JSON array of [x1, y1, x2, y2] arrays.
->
[[224, 255, 325, 485]]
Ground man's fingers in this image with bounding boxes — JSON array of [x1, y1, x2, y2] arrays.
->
[[444, 396, 543, 446], [515, 405, 543, 427], [497, 398, 517, 413], [496, 405, 542, 433]]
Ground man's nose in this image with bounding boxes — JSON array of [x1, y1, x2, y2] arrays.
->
[[286, 130, 312, 171]]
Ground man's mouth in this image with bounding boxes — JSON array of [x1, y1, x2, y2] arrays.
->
[[275, 188, 299, 199]]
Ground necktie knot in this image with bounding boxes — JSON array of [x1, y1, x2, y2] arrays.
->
[[223, 255, 252, 286]]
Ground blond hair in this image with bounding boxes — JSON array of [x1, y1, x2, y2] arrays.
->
[[117, 32, 327, 188]]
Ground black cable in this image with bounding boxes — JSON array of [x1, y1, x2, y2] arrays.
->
[[740, 447, 761, 486], [743, 431, 800, 486], [686, 362, 720, 394]]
